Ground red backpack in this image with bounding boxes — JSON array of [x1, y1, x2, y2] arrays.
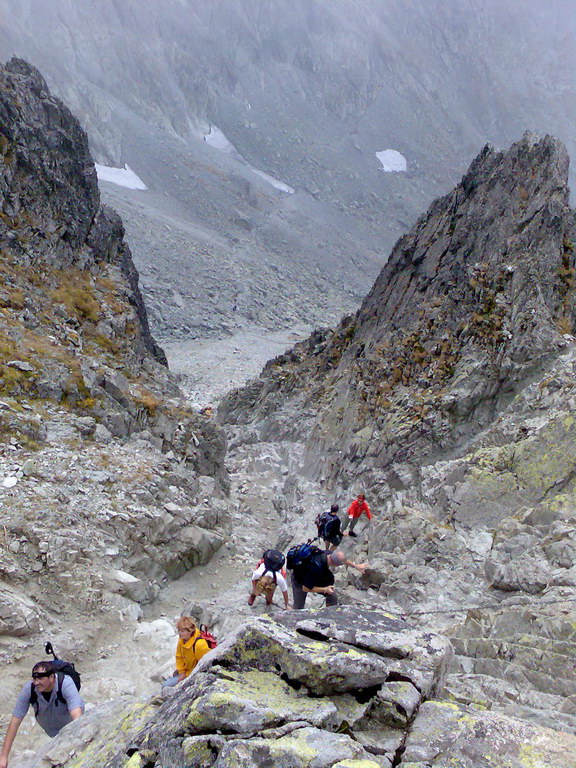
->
[[193, 624, 217, 651]]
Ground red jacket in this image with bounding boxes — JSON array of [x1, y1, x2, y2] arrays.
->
[[347, 499, 372, 520]]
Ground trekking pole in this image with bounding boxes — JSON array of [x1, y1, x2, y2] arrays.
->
[[44, 642, 58, 659]]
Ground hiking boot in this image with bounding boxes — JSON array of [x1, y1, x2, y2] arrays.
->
[[349, 531, 358, 537], [248, 594, 256, 606]]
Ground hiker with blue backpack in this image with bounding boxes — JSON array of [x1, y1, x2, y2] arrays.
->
[[287, 543, 368, 609], [1, 654, 84, 768]]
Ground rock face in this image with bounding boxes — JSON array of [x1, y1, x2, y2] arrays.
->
[[11, 609, 575, 768], [0, 59, 228, 661], [219, 134, 576, 732]]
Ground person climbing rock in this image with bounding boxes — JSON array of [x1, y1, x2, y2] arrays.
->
[[0, 661, 84, 768], [290, 547, 368, 609], [315, 503, 346, 550], [248, 549, 290, 609], [342, 492, 372, 537], [162, 616, 211, 688]]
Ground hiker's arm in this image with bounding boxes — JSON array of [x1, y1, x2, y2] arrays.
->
[[69, 707, 83, 720], [282, 589, 290, 608], [0, 715, 23, 767], [345, 560, 369, 573], [303, 585, 334, 594], [175, 640, 186, 678]]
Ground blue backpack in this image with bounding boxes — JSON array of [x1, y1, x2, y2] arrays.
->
[[286, 542, 323, 571]]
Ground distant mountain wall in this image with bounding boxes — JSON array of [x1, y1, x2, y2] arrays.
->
[[1, 0, 574, 235], [2, 1, 574, 346]]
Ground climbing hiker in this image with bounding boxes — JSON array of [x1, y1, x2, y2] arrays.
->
[[315, 503, 346, 550], [0, 661, 84, 767], [248, 549, 290, 609], [288, 545, 368, 609], [162, 616, 211, 688], [342, 492, 372, 537]]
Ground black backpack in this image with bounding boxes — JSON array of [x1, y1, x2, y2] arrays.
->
[[315, 510, 335, 539], [263, 549, 285, 572], [30, 643, 81, 715]]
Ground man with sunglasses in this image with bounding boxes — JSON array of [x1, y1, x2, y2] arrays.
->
[[0, 662, 84, 767]]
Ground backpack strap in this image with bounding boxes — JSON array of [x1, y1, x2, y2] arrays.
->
[[55, 671, 66, 707], [29, 683, 38, 716]]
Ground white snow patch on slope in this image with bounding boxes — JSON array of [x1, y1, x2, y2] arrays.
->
[[252, 168, 294, 194], [376, 149, 407, 172], [203, 124, 294, 194], [204, 125, 236, 153], [95, 164, 147, 190]]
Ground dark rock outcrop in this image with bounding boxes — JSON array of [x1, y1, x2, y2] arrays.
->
[[221, 133, 576, 485], [0, 57, 225, 472]]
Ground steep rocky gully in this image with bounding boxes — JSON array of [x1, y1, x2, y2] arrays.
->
[[1, 59, 575, 767]]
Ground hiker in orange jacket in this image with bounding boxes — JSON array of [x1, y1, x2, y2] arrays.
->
[[342, 493, 372, 537], [162, 616, 210, 688]]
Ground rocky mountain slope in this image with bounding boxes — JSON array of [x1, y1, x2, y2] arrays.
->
[[2, 51, 575, 768], [1, 0, 575, 343], [220, 133, 576, 732], [0, 57, 228, 698], [12, 609, 576, 768]]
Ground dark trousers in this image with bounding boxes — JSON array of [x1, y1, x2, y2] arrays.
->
[[342, 516, 360, 533], [291, 576, 338, 609]]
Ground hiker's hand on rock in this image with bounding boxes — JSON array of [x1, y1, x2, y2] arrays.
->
[[355, 563, 369, 573], [324, 586, 335, 595], [178, 673, 185, 682], [0, 755, 8, 768]]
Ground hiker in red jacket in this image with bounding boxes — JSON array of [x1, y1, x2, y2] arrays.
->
[[342, 493, 372, 537]]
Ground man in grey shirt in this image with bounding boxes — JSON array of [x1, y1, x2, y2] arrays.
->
[[0, 661, 84, 767]]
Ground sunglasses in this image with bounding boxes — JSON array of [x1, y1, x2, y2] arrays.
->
[[31, 672, 52, 679]]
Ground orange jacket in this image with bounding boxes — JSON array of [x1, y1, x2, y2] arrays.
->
[[347, 499, 372, 520], [175, 629, 210, 677]]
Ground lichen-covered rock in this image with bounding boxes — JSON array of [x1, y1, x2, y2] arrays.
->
[[211, 727, 385, 768], [183, 669, 337, 734], [12, 607, 573, 768], [402, 700, 576, 767]]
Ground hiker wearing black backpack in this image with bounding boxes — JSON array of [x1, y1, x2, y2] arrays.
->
[[162, 616, 212, 688], [287, 544, 368, 609], [1, 660, 84, 767], [315, 504, 347, 550], [248, 549, 290, 609]]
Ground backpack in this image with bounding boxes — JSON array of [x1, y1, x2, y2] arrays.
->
[[263, 549, 285, 573], [286, 542, 323, 571], [193, 624, 217, 652], [30, 643, 81, 715], [315, 511, 334, 540]]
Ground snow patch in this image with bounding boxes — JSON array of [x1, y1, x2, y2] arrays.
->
[[204, 125, 237, 153], [95, 164, 147, 190], [203, 124, 294, 194], [376, 149, 407, 173], [252, 168, 294, 194]]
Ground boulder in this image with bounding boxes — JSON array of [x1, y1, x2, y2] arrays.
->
[[402, 700, 576, 767], [0, 584, 40, 636]]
